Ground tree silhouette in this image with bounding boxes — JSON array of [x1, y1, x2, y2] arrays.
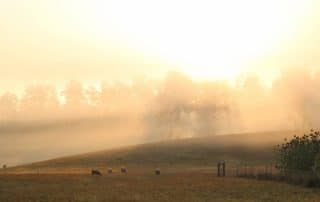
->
[[20, 85, 60, 120]]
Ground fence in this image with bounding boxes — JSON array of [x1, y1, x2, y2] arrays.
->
[[221, 163, 320, 187]]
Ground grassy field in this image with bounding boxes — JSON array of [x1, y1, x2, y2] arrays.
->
[[9, 131, 294, 173], [1, 171, 320, 202], [2, 131, 319, 202]]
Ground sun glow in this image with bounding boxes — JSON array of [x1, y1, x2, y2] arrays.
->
[[65, 0, 306, 81]]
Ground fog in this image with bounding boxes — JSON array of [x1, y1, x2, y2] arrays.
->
[[1, 68, 320, 165]]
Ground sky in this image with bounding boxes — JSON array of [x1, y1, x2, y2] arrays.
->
[[2, 0, 320, 165], [1, 0, 320, 94]]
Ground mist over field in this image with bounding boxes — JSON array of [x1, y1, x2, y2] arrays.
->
[[0, 68, 319, 165], [2, 2, 320, 202], [1, 0, 320, 167]]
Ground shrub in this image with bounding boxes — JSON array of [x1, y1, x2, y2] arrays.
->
[[276, 129, 320, 173], [313, 153, 320, 179]]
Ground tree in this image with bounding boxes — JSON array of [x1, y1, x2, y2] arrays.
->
[[20, 85, 60, 120], [62, 81, 88, 118]]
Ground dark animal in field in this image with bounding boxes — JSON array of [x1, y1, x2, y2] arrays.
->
[[121, 167, 127, 173], [108, 168, 112, 174], [155, 169, 160, 175], [3, 164, 6, 169], [91, 169, 102, 176]]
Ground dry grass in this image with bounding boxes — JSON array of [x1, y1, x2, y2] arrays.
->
[[10, 131, 294, 172], [0, 169, 319, 202], [2, 131, 315, 202]]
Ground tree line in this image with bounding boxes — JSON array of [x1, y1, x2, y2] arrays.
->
[[1, 69, 320, 137]]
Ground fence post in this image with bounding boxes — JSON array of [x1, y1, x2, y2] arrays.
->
[[222, 161, 226, 177]]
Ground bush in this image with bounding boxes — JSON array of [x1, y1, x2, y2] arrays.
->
[[313, 154, 320, 179], [276, 129, 320, 173], [274, 129, 320, 187]]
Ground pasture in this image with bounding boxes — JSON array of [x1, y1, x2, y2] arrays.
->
[[1, 170, 320, 202], [1, 131, 319, 201]]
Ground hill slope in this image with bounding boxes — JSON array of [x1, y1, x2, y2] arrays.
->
[[10, 131, 295, 173]]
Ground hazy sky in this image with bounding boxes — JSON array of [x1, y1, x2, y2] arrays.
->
[[2, 0, 320, 165], [1, 0, 320, 94]]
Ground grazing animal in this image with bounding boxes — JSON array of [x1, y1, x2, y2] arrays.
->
[[3, 164, 6, 169], [91, 169, 102, 176], [121, 167, 127, 173], [108, 168, 112, 174], [155, 169, 160, 175]]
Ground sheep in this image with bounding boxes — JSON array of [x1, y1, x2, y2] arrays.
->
[[91, 169, 102, 176], [108, 167, 113, 174], [155, 168, 160, 175], [121, 166, 127, 173]]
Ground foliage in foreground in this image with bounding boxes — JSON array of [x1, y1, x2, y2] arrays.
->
[[237, 130, 320, 187], [276, 129, 320, 172], [272, 129, 320, 187]]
